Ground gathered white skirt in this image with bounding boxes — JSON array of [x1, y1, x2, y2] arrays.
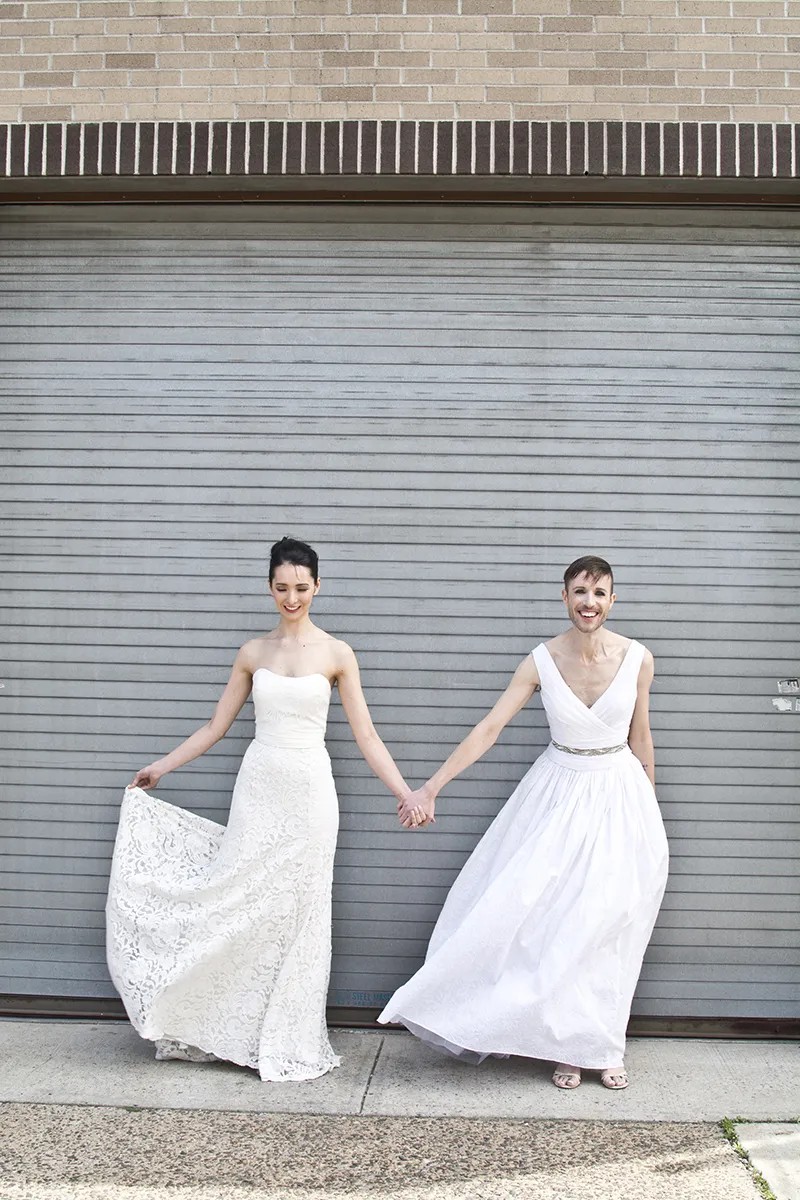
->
[[379, 744, 669, 1069]]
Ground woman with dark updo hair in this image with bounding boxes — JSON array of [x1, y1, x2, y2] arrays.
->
[[107, 537, 421, 1082]]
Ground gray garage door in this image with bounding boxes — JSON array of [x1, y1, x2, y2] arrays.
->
[[1, 203, 798, 1019]]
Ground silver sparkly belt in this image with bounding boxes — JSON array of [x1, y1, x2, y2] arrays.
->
[[551, 740, 627, 756]]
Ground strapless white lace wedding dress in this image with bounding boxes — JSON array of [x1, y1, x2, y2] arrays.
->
[[106, 669, 340, 1082], [379, 640, 669, 1070]]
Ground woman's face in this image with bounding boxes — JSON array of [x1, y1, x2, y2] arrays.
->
[[269, 562, 319, 621]]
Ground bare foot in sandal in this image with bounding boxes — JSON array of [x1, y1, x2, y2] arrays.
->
[[552, 1063, 581, 1089], [600, 1066, 628, 1090]]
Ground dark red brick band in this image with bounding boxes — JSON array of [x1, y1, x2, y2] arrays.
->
[[1, 119, 797, 180]]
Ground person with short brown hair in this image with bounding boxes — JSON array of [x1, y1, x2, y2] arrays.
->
[[382, 556, 669, 1092]]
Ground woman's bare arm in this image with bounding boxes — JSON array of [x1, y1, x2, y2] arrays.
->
[[335, 642, 412, 803], [628, 649, 656, 788], [130, 646, 255, 789], [397, 654, 541, 827]]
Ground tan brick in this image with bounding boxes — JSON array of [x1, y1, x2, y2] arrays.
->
[[704, 52, 759, 68], [650, 17, 702, 32], [381, 15, 440, 29], [594, 15, 647, 31], [212, 16, 274, 32], [731, 0, 786, 13], [760, 86, 800, 102], [569, 0, 621, 11], [704, 86, 758, 102], [159, 16, 213, 31], [539, 82, 593, 99], [457, 66, 513, 82], [676, 34, 734, 49], [104, 17, 158, 34], [75, 35, 129, 50], [705, 19, 760, 34], [569, 68, 621, 84], [618, 103, 676, 119], [677, 69, 730, 85], [761, 52, 799, 67], [103, 52, 155, 68], [402, 33, 458, 48], [401, 103, 456, 117], [431, 49, 489, 66], [51, 16, 103, 33], [721, 35, 785, 50], [406, 0, 459, 11], [20, 103, 73, 119], [569, 103, 623, 118], [76, 69, 128, 85], [622, 69, 676, 84], [210, 52, 270, 66], [540, 50, 596, 65], [789, 36, 800, 50], [132, 1, 186, 13], [323, 15, 376, 31], [513, 67, 568, 82], [24, 36, 81, 52], [0, 71, 21, 85], [462, 0, 513, 11], [348, 34, 403, 49], [649, 53, 704, 67], [294, 0, 350, 13], [158, 51, 210, 67], [79, 1, 131, 13], [460, 33, 514, 49], [730, 104, 788, 120], [319, 84, 373, 98], [513, 0, 567, 10], [622, 0, 673, 11], [9, 85, 47, 103], [0, 37, 22, 53], [350, 0, 402, 11], [381, 50, 431, 65], [129, 34, 183, 50], [619, 33, 677, 49], [22, 70, 72, 86], [320, 49, 374, 63], [649, 86, 699, 102], [139, 69, 184, 84], [595, 51, 647, 66], [1, 19, 50, 35], [0, 53, 39, 69], [183, 33, 240, 49], [485, 85, 540, 100], [0, 2, 23, 14], [291, 67, 344, 82], [542, 15, 593, 30], [347, 66, 398, 82], [0, 106, 21, 119], [181, 67, 234, 84], [509, 102, 567, 117], [676, 103, 734, 118], [374, 84, 429, 99], [760, 17, 800, 32], [181, 101, 236, 117], [677, 0, 730, 14], [50, 52, 102, 68], [487, 51, 541, 66], [24, 2, 78, 15], [401, 67, 453, 83], [594, 85, 647, 101], [457, 103, 512, 117]]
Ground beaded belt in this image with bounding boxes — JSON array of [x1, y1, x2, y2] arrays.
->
[[551, 740, 627, 756]]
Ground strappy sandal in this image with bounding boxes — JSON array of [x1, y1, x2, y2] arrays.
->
[[600, 1068, 628, 1090], [552, 1066, 582, 1089]]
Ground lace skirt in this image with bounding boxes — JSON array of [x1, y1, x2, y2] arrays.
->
[[106, 739, 340, 1082]]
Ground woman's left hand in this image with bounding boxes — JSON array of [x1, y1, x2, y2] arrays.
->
[[397, 786, 436, 829]]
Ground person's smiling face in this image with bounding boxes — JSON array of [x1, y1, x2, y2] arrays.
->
[[269, 562, 319, 620], [562, 571, 615, 632]]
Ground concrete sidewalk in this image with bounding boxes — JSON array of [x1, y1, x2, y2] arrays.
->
[[0, 1020, 798, 1200]]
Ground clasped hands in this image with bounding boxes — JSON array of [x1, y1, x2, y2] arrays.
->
[[397, 785, 436, 830]]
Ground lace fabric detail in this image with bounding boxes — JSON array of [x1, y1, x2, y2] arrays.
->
[[106, 672, 341, 1083]]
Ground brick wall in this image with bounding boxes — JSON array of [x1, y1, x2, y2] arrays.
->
[[2, 0, 799, 125]]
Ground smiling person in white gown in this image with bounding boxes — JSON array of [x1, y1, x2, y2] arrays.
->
[[383, 555, 669, 1091], [107, 537, 422, 1083]]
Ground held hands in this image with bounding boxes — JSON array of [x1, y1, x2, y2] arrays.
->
[[129, 762, 165, 791], [397, 785, 436, 830]]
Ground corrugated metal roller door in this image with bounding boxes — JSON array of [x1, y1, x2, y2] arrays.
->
[[1, 203, 798, 1019]]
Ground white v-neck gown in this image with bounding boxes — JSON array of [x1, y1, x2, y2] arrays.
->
[[379, 641, 669, 1070], [106, 669, 340, 1082]]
